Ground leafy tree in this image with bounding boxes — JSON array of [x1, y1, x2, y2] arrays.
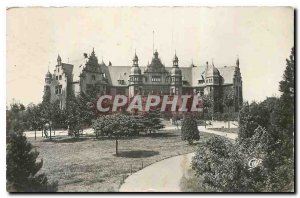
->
[[181, 114, 200, 145], [6, 102, 27, 137], [92, 113, 138, 156], [64, 92, 96, 137], [40, 100, 61, 140], [238, 102, 270, 140], [201, 95, 213, 123], [26, 103, 43, 140], [141, 109, 164, 134], [76, 92, 96, 126], [65, 95, 83, 137], [6, 132, 57, 192], [42, 87, 51, 104]]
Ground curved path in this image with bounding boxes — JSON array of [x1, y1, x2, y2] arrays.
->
[[119, 126, 237, 192]]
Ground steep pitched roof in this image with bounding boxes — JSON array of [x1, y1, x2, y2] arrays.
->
[[218, 66, 236, 85], [61, 63, 74, 82], [190, 66, 206, 87], [106, 66, 132, 86], [74, 63, 237, 87]]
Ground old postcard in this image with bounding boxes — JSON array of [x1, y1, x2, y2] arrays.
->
[[6, 7, 294, 192]]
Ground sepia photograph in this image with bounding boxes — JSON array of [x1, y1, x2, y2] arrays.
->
[[5, 6, 294, 192]]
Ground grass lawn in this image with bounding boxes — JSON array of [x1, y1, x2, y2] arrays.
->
[[29, 129, 214, 192], [207, 128, 238, 133]]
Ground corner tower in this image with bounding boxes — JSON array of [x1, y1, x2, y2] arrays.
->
[[170, 52, 182, 95], [129, 51, 142, 97]]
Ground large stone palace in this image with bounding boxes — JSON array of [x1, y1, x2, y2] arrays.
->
[[44, 48, 243, 112]]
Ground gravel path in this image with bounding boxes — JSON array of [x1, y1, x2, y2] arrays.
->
[[119, 127, 238, 192]]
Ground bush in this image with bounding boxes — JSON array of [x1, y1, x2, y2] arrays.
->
[[192, 136, 251, 192], [181, 115, 200, 145]]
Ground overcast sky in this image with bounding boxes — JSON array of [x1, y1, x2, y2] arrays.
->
[[7, 7, 294, 106]]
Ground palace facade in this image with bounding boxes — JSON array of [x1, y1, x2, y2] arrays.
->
[[44, 49, 243, 112]]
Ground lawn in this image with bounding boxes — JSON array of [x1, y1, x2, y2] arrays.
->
[[29, 129, 214, 192]]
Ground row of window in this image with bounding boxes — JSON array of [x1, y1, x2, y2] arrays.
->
[[150, 76, 161, 82], [171, 77, 181, 83], [206, 78, 213, 83], [130, 77, 140, 82]]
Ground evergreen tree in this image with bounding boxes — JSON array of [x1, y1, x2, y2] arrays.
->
[[278, 47, 295, 158], [181, 114, 200, 145], [6, 133, 57, 192], [279, 47, 294, 105]]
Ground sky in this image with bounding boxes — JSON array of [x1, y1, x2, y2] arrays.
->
[[6, 7, 294, 106]]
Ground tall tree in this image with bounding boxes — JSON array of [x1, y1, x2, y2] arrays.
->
[[26, 103, 43, 140], [40, 100, 61, 140], [279, 47, 294, 106], [277, 47, 295, 158]]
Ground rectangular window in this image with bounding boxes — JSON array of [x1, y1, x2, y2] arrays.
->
[[59, 75, 62, 80], [152, 76, 161, 82], [56, 76, 58, 80]]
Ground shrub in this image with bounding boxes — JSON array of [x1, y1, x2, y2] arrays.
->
[[181, 115, 200, 145]]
